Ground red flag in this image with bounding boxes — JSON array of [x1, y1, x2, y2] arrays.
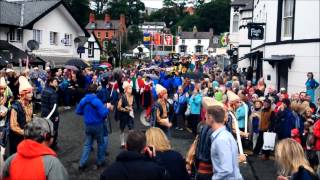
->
[[165, 35, 173, 45], [153, 33, 161, 45]]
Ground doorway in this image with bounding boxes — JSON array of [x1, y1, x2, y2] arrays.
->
[[277, 63, 288, 91]]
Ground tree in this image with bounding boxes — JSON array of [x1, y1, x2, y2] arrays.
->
[[106, 0, 145, 26], [127, 25, 143, 46], [173, 0, 230, 35], [64, 0, 90, 26]]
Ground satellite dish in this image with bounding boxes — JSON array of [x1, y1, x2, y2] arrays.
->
[[27, 40, 39, 51], [74, 37, 87, 47]]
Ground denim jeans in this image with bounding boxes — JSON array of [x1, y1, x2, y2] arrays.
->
[[79, 124, 105, 166], [102, 122, 108, 152]]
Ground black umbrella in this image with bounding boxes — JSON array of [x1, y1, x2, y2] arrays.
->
[[65, 58, 89, 69]]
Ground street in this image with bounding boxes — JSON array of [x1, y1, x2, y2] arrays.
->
[[57, 109, 278, 180]]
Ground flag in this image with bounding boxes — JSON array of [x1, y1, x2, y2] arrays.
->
[[153, 33, 161, 45], [143, 33, 151, 45], [164, 35, 173, 45]]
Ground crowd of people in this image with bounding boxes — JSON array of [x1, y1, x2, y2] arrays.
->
[[0, 54, 319, 180]]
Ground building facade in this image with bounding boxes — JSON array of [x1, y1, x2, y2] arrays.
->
[[175, 26, 218, 55], [251, 0, 319, 95], [0, 0, 94, 66], [86, 13, 126, 55]]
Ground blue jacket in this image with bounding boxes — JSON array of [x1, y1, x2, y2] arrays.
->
[[76, 94, 109, 126], [173, 76, 182, 89], [189, 93, 202, 115], [96, 87, 110, 103], [236, 103, 247, 129], [174, 94, 188, 114], [161, 77, 172, 92], [276, 108, 295, 140]]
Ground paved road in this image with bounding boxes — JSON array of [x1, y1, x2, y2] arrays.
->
[[56, 109, 277, 180]]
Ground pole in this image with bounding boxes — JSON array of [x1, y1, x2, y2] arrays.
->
[[150, 32, 153, 60], [119, 33, 122, 67]]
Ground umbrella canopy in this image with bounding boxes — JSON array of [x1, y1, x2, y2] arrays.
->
[[100, 62, 112, 68], [64, 65, 79, 71], [65, 58, 89, 69]]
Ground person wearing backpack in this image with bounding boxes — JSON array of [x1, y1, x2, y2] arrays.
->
[[117, 81, 135, 149], [76, 84, 112, 170]]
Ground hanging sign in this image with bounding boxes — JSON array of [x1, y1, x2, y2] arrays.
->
[[248, 25, 264, 40]]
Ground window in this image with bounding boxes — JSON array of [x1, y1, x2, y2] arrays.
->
[[64, 33, 72, 46], [179, 45, 186, 53], [88, 42, 94, 57], [106, 32, 109, 38], [197, 39, 201, 44], [103, 40, 108, 49], [232, 14, 239, 32], [182, 39, 185, 45], [33, 29, 42, 43], [9, 29, 22, 42], [50, 32, 58, 45], [195, 45, 203, 53], [282, 0, 294, 37], [97, 32, 101, 38]]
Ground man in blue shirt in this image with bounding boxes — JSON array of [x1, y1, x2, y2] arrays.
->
[[76, 84, 112, 170], [206, 103, 243, 180]]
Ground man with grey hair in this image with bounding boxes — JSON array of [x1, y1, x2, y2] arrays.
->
[[2, 117, 68, 180]]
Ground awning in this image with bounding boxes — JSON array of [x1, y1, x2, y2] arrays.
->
[[263, 55, 294, 68], [37, 55, 74, 67], [0, 40, 45, 67]]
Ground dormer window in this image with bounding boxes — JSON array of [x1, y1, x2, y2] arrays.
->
[[106, 23, 112, 29]]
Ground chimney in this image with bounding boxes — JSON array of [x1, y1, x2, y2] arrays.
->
[[105, 14, 111, 23], [177, 26, 182, 35], [120, 14, 126, 26], [193, 26, 197, 37], [209, 28, 214, 35], [89, 13, 95, 23]]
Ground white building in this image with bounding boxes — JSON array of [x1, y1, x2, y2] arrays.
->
[[175, 26, 219, 55], [82, 32, 102, 63], [0, 0, 100, 67], [229, 0, 253, 69], [250, 0, 320, 95]]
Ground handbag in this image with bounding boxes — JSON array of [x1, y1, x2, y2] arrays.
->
[[262, 132, 277, 150], [185, 104, 191, 116]]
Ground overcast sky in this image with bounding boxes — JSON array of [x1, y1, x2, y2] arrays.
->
[[141, 0, 163, 9]]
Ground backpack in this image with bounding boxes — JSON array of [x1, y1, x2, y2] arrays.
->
[[149, 102, 163, 127]]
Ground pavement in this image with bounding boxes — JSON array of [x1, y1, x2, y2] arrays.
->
[[56, 108, 278, 180]]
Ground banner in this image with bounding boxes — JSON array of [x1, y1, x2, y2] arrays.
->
[[153, 33, 161, 45], [164, 35, 173, 45], [143, 33, 151, 45]]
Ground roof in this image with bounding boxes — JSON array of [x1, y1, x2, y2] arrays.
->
[[0, 0, 60, 27], [230, 0, 250, 6], [142, 21, 166, 26], [0, 0, 89, 36], [86, 20, 121, 30], [179, 32, 213, 39], [240, 0, 253, 11], [37, 55, 73, 67], [0, 40, 45, 66]]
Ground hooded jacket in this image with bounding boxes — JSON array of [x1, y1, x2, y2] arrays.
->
[[3, 139, 68, 180], [100, 151, 167, 180]]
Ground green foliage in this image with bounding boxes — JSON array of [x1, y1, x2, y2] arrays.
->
[[64, 0, 90, 26], [127, 25, 143, 45], [106, 0, 145, 26]]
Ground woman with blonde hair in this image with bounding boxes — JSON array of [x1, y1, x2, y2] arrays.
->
[[275, 139, 318, 180], [146, 127, 189, 180]]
